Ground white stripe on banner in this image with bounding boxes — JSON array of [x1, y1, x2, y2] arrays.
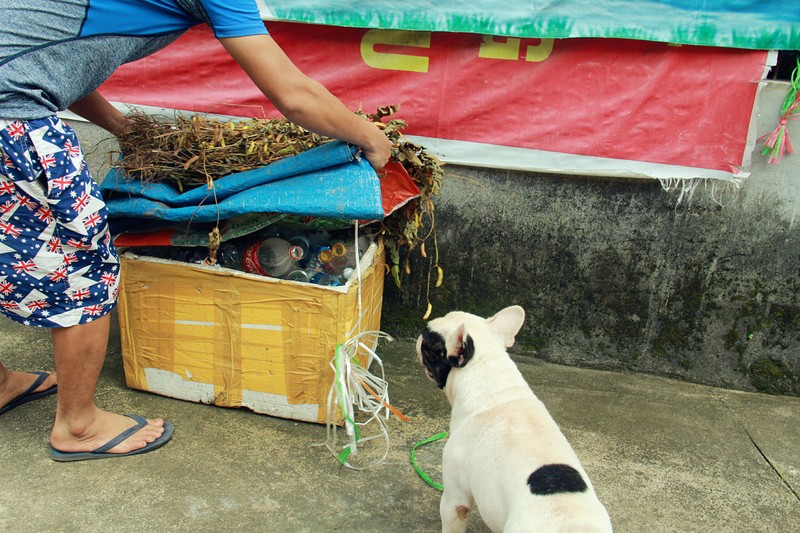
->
[[406, 135, 748, 182]]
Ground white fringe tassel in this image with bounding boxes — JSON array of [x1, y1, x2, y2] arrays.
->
[[659, 177, 742, 207]]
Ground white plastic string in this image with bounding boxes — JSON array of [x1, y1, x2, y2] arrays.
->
[[352, 221, 363, 332], [316, 329, 395, 470]]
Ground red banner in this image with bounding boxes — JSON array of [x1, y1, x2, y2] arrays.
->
[[99, 23, 771, 179]]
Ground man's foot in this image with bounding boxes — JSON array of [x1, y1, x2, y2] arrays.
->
[[50, 413, 174, 462], [0, 371, 57, 415], [50, 409, 168, 455]]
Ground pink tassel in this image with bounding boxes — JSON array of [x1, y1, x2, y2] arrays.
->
[[760, 60, 800, 164]]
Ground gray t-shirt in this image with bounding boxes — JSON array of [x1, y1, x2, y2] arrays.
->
[[0, 0, 267, 119]]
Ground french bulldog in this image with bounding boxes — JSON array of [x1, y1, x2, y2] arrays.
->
[[417, 305, 613, 533]]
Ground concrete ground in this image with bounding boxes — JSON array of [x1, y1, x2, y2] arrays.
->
[[1, 312, 799, 533]]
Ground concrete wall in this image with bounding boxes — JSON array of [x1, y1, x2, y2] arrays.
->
[[381, 81, 800, 395], [75, 81, 799, 396]]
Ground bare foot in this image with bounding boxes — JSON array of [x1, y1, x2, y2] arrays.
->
[[0, 371, 57, 411], [50, 409, 166, 454]]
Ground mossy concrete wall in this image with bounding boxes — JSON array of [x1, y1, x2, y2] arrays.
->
[[74, 81, 799, 396], [381, 81, 800, 396]]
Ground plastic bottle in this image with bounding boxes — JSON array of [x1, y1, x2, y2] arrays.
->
[[286, 233, 310, 261], [217, 241, 245, 270], [285, 269, 312, 283], [328, 243, 347, 274], [327, 237, 371, 277], [186, 248, 209, 264], [329, 241, 347, 259], [243, 237, 304, 277], [310, 271, 343, 286], [171, 247, 207, 264], [304, 245, 334, 273]]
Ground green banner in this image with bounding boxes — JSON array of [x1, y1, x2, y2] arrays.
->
[[258, 0, 800, 50]]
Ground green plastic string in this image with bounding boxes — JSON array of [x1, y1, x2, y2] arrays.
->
[[779, 59, 800, 117], [410, 431, 448, 490], [333, 343, 360, 464]]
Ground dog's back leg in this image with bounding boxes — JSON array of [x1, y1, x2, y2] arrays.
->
[[440, 489, 472, 533]]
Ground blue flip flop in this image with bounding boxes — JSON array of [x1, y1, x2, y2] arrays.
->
[[0, 371, 57, 416], [50, 414, 175, 462]]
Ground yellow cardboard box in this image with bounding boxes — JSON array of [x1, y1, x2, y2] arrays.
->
[[117, 239, 385, 424]]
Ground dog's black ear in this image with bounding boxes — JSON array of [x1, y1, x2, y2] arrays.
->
[[447, 325, 474, 368], [420, 328, 452, 389]]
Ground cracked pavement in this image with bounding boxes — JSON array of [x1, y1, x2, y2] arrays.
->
[[1, 312, 799, 532]]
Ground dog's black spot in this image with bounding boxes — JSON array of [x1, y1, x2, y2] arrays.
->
[[420, 328, 452, 389], [527, 464, 587, 495]]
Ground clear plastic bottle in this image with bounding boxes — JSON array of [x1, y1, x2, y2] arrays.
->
[[326, 242, 348, 275], [243, 237, 304, 277], [304, 245, 334, 273], [285, 269, 312, 283], [329, 241, 347, 259], [286, 233, 310, 261], [328, 236, 374, 276], [309, 271, 343, 286]]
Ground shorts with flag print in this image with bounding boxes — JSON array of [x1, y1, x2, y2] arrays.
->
[[0, 116, 120, 328]]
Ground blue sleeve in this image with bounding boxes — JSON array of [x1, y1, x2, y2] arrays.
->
[[80, 0, 268, 39], [200, 0, 269, 38], [81, 0, 199, 36]]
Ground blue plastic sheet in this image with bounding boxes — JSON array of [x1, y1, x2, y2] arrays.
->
[[100, 141, 384, 224]]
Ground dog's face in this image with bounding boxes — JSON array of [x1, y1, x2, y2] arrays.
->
[[416, 305, 526, 389]]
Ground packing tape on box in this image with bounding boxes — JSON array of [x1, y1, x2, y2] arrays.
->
[[117, 239, 386, 424]]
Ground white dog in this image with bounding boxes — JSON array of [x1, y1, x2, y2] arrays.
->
[[416, 305, 613, 533]]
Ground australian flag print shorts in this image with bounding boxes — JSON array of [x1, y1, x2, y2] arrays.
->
[[0, 116, 120, 328]]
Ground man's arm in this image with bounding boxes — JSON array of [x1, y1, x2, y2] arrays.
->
[[219, 34, 391, 171], [67, 91, 130, 137]]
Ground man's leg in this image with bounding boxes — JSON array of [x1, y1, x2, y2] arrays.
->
[[48, 314, 165, 454], [0, 363, 57, 411]]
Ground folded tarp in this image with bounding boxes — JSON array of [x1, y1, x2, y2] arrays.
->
[[99, 141, 385, 223]]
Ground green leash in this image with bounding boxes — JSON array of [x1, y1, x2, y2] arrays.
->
[[410, 431, 448, 490]]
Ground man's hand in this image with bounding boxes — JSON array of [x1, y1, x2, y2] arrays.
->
[[360, 123, 393, 172]]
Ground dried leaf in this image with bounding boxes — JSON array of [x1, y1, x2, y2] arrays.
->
[[183, 154, 200, 170]]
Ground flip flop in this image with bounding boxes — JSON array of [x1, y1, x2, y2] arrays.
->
[[50, 414, 175, 462], [0, 371, 57, 416]]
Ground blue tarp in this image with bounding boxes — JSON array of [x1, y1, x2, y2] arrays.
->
[[99, 141, 384, 224]]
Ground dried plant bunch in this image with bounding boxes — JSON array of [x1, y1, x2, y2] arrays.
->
[[116, 111, 328, 189]]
